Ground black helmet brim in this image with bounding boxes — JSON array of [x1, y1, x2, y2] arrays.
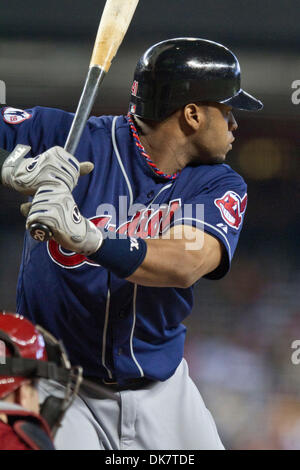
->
[[221, 89, 263, 111]]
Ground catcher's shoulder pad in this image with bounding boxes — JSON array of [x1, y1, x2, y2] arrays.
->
[[13, 420, 55, 450]]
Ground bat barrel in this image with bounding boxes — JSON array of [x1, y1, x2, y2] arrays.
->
[[27, 0, 140, 244], [64, 66, 106, 155]]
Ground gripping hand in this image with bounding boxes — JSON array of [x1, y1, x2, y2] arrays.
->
[[24, 185, 103, 255], [2, 145, 94, 195]]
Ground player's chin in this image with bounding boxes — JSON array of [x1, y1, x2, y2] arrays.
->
[[211, 153, 227, 164], [214, 145, 233, 163]]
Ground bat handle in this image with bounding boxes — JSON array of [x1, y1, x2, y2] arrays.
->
[[64, 66, 106, 154], [29, 223, 53, 242], [28, 66, 106, 242]]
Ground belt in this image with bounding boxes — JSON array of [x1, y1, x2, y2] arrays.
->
[[103, 377, 155, 391], [83, 376, 155, 394]]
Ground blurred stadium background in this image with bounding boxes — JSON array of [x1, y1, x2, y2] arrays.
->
[[0, 0, 299, 450]]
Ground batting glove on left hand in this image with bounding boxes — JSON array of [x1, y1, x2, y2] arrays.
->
[[2, 145, 94, 195], [23, 186, 103, 256]]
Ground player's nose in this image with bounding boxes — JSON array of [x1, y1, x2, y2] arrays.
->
[[229, 112, 238, 132]]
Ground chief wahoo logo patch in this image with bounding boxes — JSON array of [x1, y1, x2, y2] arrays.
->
[[2, 107, 32, 124], [214, 191, 247, 230]]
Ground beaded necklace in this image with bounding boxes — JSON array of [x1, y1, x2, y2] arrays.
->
[[127, 114, 180, 181]]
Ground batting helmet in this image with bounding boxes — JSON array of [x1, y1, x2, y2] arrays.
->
[[129, 37, 263, 121]]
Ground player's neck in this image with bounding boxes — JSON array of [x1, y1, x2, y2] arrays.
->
[[134, 116, 190, 175]]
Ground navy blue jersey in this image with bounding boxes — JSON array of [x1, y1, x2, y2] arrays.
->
[[0, 106, 247, 383]]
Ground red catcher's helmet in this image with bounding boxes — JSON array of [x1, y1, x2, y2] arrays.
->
[[0, 312, 47, 399]]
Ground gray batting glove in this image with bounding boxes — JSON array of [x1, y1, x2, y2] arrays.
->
[[1, 144, 94, 195], [23, 185, 103, 256]]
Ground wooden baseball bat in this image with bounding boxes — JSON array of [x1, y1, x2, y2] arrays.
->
[[29, 0, 139, 242]]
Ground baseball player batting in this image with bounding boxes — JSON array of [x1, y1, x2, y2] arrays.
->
[[0, 38, 262, 450]]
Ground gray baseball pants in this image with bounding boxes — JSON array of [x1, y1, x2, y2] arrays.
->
[[39, 359, 224, 450]]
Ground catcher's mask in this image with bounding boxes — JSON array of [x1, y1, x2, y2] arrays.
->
[[0, 312, 82, 436]]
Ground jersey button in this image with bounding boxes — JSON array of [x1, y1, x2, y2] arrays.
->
[[147, 190, 154, 199], [119, 309, 126, 318]]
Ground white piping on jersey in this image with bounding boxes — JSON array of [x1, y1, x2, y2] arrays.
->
[[112, 116, 134, 207], [130, 284, 144, 377], [146, 183, 173, 209], [102, 286, 113, 379], [173, 217, 232, 260], [112, 117, 173, 377]]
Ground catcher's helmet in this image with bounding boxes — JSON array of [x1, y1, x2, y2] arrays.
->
[[0, 312, 83, 435], [0, 313, 47, 398], [129, 37, 263, 121]]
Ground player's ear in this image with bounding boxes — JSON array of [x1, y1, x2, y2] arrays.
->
[[183, 103, 205, 131]]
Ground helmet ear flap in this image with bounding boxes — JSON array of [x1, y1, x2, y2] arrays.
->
[[0, 322, 35, 399], [36, 325, 71, 369], [0, 330, 21, 358]]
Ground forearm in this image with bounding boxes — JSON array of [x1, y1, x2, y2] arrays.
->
[[126, 227, 222, 288], [88, 235, 192, 288], [88, 229, 222, 288], [126, 237, 196, 288], [25, 187, 223, 288]]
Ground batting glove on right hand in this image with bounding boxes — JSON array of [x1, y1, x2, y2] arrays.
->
[[1, 145, 94, 195], [23, 185, 103, 256]]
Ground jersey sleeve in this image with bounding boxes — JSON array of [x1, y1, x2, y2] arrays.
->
[[0, 105, 74, 157], [172, 168, 248, 280]]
